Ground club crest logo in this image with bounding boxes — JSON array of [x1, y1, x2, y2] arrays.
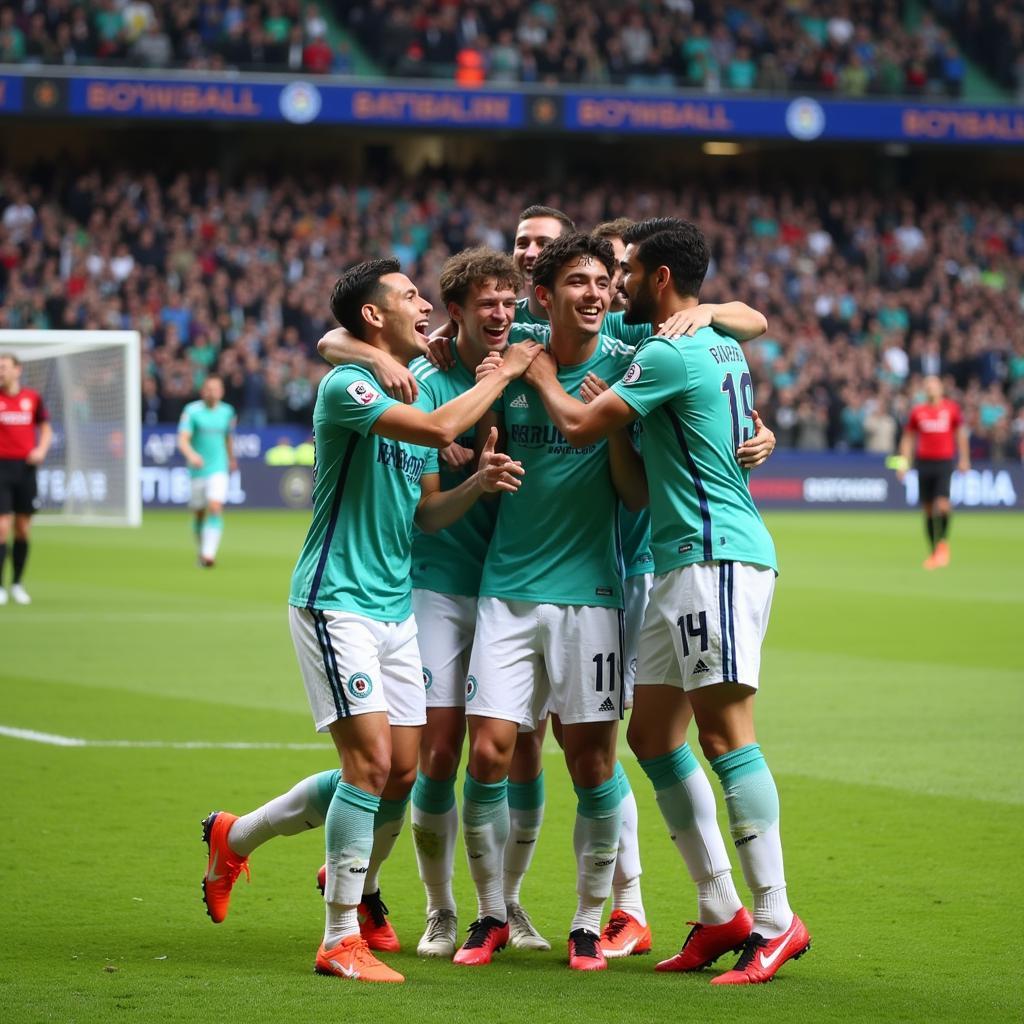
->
[[622, 362, 642, 385], [422, 667, 432, 691], [465, 675, 478, 701], [347, 672, 373, 699]]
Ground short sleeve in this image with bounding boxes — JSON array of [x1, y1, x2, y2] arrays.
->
[[610, 338, 688, 417], [321, 367, 400, 437], [603, 311, 651, 348], [34, 394, 49, 424], [950, 402, 963, 429], [422, 447, 439, 475], [177, 406, 194, 433], [906, 408, 919, 433]]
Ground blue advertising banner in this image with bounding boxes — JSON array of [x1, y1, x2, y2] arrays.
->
[[1, 69, 1021, 144]]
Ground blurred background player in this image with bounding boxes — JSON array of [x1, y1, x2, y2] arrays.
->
[[897, 375, 970, 569], [177, 375, 237, 568], [0, 352, 51, 605], [524, 219, 808, 985]]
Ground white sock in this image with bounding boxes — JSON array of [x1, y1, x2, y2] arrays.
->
[[463, 775, 509, 922], [503, 804, 543, 905], [572, 780, 622, 934], [200, 522, 222, 560], [754, 875, 794, 939], [611, 785, 646, 925], [363, 798, 408, 896], [227, 770, 338, 857], [697, 871, 744, 926], [412, 803, 459, 915]]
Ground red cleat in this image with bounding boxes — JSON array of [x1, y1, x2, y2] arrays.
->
[[453, 917, 509, 966], [600, 910, 652, 958], [655, 908, 752, 972], [315, 934, 404, 983], [201, 811, 250, 923], [568, 928, 607, 971], [711, 914, 810, 985], [932, 541, 950, 568], [317, 867, 400, 952]]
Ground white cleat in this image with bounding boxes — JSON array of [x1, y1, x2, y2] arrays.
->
[[507, 903, 551, 951], [0, 587, 7, 605], [416, 909, 457, 958], [10, 584, 29, 605]]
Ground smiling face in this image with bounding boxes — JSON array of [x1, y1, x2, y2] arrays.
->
[[537, 255, 610, 339], [377, 272, 433, 360], [513, 216, 568, 284], [451, 277, 518, 359], [620, 244, 659, 326], [605, 235, 628, 312]]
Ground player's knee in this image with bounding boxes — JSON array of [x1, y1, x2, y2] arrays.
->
[[695, 728, 733, 762], [566, 748, 615, 789], [421, 741, 461, 780], [208, 501, 224, 516], [468, 731, 514, 782], [626, 715, 656, 761], [13, 521, 30, 542], [384, 761, 418, 798], [343, 743, 392, 795]]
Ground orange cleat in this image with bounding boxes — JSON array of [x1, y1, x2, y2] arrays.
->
[[201, 811, 250, 924], [600, 910, 652, 958], [655, 908, 752, 972], [358, 890, 401, 951], [315, 934, 404, 983], [453, 917, 509, 966], [568, 928, 607, 971], [711, 914, 811, 985], [932, 540, 950, 567]]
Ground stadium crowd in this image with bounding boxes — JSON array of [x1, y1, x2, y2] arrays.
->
[[0, 0, 997, 99], [0, 168, 1021, 459]]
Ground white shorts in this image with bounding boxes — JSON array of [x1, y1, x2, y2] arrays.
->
[[622, 573, 654, 708], [412, 589, 477, 710], [635, 562, 774, 693], [189, 472, 229, 510], [288, 606, 426, 732], [467, 597, 624, 727]]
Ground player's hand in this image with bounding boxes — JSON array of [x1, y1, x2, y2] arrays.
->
[[374, 352, 418, 404], [500, 341, 543, 380], [658, 304, 715, 338], [737, 410, 775, 469], [425, 322, 458, 370], [958, 457, 971, 474], [25, 447, 45, 466], [440, 442, 475, 469], [580, 372, 609, 404], [477, 426, 525, 494], [476, 351, 504, 382], [521, 348, 556, 388], [187, 452, 204, 470]]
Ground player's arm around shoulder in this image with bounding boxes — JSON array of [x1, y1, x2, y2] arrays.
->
[[317, 325, 419, 404], [659, 302, 767, 342]]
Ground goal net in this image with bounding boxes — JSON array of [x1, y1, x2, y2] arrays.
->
[[0, 331, 141, 526]]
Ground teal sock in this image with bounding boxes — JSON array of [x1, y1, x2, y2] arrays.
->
[[572, 775, 623, 933], [463, 774, 509, 921], [323, 782, 379, 942], [640, 744, 739, 924], [412, 772, 459, 914], [614, 760, 632, 801], [710, 744, 791, 936], [413, 770, 456, 814], [504, 770, 545, 904], [364, 793, 410, 895]]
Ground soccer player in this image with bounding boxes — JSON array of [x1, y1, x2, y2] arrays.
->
[[0, 352, 51, 605], [521, 220, 810, 984], [896, 375, 970, 569], [177, 375, 237, 568], [200, 259, 538, 983]]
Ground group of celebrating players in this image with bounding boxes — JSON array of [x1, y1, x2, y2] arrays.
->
[[197, 206, 811, 986]]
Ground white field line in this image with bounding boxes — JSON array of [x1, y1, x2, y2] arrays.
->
[[0, 725, 329, 750]]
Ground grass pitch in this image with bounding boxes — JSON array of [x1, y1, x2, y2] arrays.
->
[[1, 510, 1021, 1023]]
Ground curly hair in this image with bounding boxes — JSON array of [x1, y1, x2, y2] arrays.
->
[[439, 248, 523, 307]]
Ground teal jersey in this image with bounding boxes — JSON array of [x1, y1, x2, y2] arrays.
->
[[620, 505, 653, 578], [514, 297, 650, 348], [409, 342, 498, 598], [514, 296, 547, 326], [178, 400, 235, 478], [480, 334, 635, 608], [288, 366, 439, 620], [611, 328, 777, 575]]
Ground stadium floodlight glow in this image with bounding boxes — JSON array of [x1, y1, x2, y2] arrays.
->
[[0, 330, 142, 526], [702, 141, 742, 156]]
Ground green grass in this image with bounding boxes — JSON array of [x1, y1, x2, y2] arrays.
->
[[1, 511, 1022, 1023]]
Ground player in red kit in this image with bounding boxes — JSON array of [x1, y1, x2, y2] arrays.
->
[[0, 353, 52, 605], [897, 376, 970, 570]]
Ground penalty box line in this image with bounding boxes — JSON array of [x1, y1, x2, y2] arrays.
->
[[0, 724, 330, 751]]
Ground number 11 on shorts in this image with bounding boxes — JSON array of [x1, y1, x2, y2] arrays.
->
[[592, 652, 617, 692]]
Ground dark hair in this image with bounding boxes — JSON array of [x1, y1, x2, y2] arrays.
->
[[439, 247, 523, 307], [516, 205, 576, 235], [629, 225, 710, 300], [621, 217, 689, 246], [531, 232, 616, 292], [592, 218, 634, 242], [330, 258, 401, 338], [0, 352, 21, 367]]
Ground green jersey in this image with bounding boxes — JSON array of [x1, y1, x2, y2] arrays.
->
[[178, 400, 235, 478], [409, 341, 498, 598], [480, 334, 635, 608], [513, 297, 649, 347], [288, 365, 439, 620], [611, 327, 777, 574]]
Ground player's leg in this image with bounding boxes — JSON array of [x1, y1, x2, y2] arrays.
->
[[199, 473, 229, 566], [0, 498, 12, 603], [504, 718, 550, 950], [8, 463, 36, 603], [627, 569, 748, 972], [189, 477, 206, 562], [454, 598, 540, 965], [687, 562, 808, 985], [930, 463, 954, 566]]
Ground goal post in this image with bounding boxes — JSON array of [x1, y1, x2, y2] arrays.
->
[[0, 330, 142, 527]]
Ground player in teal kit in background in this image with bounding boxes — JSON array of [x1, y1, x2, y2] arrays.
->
[[177, 375, 237, 567], [524, 221, 809, 986]]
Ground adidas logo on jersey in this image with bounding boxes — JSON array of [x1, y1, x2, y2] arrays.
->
[[598, 696, 616, 712], [509, 393, 530, 409], [692, 659, 710, 675]]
